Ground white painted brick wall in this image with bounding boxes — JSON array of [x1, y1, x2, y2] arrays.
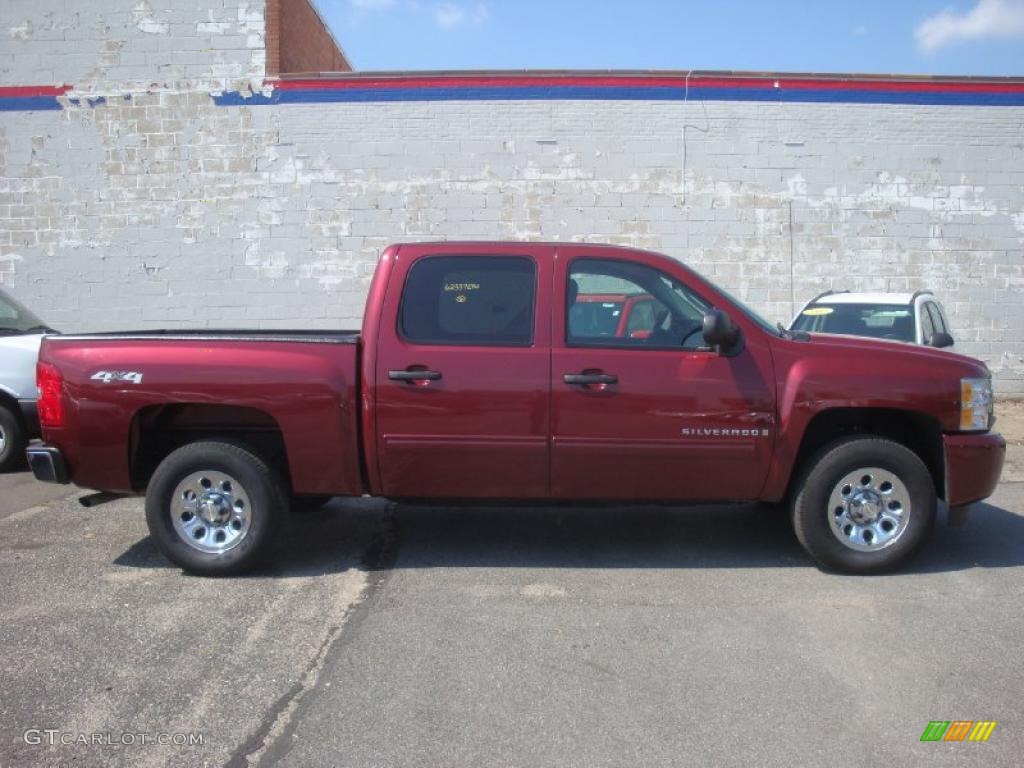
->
[[1, 2, 1023, 392], [1, 0, 264, 93]]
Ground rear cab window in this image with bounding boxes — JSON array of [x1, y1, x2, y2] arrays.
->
[[399, 255, 536, 346]]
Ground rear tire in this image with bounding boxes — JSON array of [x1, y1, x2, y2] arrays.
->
[[791, 436, 936, 574], [145, 441, 288, 576], [0, 405, 25, 473]]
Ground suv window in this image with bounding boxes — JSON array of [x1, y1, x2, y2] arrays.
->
[[567, 259, 709, 349], [399, 255, 536, 346]]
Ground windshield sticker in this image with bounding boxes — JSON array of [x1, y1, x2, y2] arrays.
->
[[802, 307, 834, 316]]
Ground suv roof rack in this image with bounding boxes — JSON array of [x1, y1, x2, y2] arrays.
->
[[809, 289, 849, 303], [909, 289, 934, 303]]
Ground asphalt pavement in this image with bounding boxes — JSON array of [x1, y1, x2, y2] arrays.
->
[[1, 455, 1022, 768]]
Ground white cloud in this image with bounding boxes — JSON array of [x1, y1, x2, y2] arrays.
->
[[915, 0, 1024, 52], [433, 2, 488, 29], [852, 24, 869, 36]]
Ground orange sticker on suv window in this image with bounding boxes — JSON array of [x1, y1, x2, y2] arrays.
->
[[802, 307, 834, 316]]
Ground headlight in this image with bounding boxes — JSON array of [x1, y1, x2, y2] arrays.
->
[[960, 377, 993, 431]]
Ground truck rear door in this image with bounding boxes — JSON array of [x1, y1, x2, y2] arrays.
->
[[550, 246, 776, 501], [373, 244, 553, 498]]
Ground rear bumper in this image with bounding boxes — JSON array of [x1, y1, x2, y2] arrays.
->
[[944, 432, 1005, 507], [18, 399, 39, 438], [26, 444, 69, 484]]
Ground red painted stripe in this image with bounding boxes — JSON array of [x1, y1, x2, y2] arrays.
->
[[0, 85, 71, 98], [274, 76, 688, 90], [271, 75, 1024, 95]]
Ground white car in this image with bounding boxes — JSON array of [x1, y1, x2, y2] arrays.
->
[[789, 290, 954, 349], [0, 288, 55, 471]]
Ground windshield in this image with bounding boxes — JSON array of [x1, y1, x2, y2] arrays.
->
[[0, 288, 47, 334], [791, 303, 915, 342]]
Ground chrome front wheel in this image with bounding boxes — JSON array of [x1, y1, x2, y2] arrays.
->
[[827, 467, 911, 552], [791, 436, 936, 574]]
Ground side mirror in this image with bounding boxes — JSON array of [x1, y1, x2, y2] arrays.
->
[[702, 309, 740, 350], [927, 331, 954, 349]]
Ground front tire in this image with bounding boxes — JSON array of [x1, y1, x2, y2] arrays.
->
[[792, 436, 936, 574], [145, 441, 288, 576], [0, 404, 26, 472]]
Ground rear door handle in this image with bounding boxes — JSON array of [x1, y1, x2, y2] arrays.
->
[[563, 372, 618, 386], [389, 370, 442, 382]]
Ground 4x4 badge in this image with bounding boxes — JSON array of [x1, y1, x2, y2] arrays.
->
[[91, 370, 144, 385]]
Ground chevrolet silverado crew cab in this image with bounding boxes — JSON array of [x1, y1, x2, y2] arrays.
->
[[27, 243, 1005, 576]]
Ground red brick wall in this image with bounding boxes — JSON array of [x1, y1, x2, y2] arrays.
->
[[266, 0, 351, 76]]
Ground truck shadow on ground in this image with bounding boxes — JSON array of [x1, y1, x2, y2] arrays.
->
[[114, 496, 1024, 575]]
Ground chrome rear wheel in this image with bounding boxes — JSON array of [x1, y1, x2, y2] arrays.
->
[[171, 470, 251, 554], [146, 441, 286, 576]]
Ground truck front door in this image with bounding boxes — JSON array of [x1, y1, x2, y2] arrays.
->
[[374, 245, 553, 498], [550, 247, 776, 501]]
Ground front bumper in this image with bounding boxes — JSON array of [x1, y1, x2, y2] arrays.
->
[[944, 431, 1005, 507], [26, 444, 69, 484]]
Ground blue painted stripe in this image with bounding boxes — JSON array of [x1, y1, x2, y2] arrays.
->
[[0, 96, 63, 111], [214, 85, 1024, 108]]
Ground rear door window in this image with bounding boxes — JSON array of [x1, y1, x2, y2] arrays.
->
[[399, 255, 536, 346]]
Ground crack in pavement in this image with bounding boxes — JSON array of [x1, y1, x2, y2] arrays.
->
[[227, 506, 399, 768]]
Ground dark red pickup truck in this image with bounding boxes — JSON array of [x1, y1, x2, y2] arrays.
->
[[28, 242, 1005, 575]]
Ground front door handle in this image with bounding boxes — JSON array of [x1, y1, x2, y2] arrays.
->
[[389, 369, 442, 382], [563, 372, 618, 386]]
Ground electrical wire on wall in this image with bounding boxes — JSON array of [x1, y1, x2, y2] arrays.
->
[[788, 199, 796, 318], [680, 70, 710, 205]]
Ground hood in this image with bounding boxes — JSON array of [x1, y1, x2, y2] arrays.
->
[[803, 332, 989, 377]]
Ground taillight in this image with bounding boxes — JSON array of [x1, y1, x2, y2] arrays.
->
[[37, 362, 65, 428]]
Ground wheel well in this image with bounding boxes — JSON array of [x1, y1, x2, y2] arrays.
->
[[790, 408, 945, 500], [130, 404, 290, 492], [0, 390, 26, 430]]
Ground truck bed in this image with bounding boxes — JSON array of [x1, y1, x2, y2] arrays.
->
[[37, 329, 365, 496]]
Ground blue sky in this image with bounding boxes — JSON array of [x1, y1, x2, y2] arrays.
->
[[322, 0, 1024, 75]]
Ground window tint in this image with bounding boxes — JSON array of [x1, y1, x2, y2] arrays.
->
[[567, 259, 709, 348], [399, 255, 536, 346]]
